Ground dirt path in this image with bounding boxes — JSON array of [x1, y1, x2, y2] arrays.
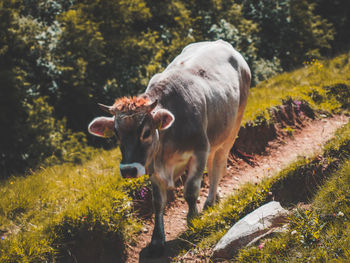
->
[[127, 115, 348, 263]]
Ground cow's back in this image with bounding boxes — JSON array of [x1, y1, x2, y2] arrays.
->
[[146, 40, 250, 150]]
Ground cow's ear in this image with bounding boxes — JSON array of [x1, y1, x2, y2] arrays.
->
[[153, 109, 175, 130], [88, 117, 115, 138]]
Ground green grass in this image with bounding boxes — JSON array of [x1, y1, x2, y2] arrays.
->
[[236, 160, 350, 262], [0, 149, 150, 262], [243, 54, 350, 125], [235, 121, 350, 262], [0, 51, 350, 262], [175, 120, 350, 261]]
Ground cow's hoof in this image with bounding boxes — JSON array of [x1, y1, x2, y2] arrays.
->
[[203, 194, 221, 210], [148, 239, 165, 257], [203, 200, 213, 210], [186, 210, 199, 227]]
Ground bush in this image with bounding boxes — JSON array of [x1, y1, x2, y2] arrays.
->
[[0, 148, 147, 262], [0, 97, 95, 178]]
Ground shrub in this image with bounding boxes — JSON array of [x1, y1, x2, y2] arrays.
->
[[0, 149, 147, 262], [0, 97, 95, 178]]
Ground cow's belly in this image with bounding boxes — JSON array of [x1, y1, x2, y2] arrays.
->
[[172, 157, 191, 186]]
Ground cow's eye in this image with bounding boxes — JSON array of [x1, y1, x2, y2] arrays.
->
[[142, 128, 151, 140]]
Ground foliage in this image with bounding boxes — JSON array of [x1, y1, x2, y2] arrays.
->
[[0, 44, 349, 262], [242, 51, 350, 126], [1, 0, 348, 177], [177, 119, 350, 259], [241, 0, 334, 70], [313, 0, 350, 52], [236, 159, 350, 262], [26, 97, 94, 167], [0, 0, 93, 178], [53, 0, 195, 132], [0, 0, 36, 177], [0, 148, 148, 262], [0, 95, 94, 178], [250, 57, 283, 86]]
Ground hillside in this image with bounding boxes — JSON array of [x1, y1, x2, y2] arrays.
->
[[3, 0, 349, 178], [1, 51, 350, 262]]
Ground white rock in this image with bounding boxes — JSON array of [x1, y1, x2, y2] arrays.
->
[[212, 201, 289, 259]]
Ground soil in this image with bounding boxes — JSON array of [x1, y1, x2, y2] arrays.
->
[[126, 114, 348, 263]]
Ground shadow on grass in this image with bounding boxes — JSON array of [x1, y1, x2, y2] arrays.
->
[[138, 238, 188, 263]]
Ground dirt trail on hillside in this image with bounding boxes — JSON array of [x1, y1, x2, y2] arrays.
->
[[127, 115, 348, 263]]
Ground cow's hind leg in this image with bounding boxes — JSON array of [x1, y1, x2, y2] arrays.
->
[[184, 151, 208, 224], [148, 179, 167, 256], [203, 146, 230, 209]]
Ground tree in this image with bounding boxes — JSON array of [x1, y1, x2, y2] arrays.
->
[[53, 0, 195, 132], [242, 0, 334, 69], [313, 0, 350, 53], [0, 0, 37, 176], [0, 0, 91, 177]]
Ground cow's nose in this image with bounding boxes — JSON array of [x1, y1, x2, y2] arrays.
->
[[120, 166, 138, 178]]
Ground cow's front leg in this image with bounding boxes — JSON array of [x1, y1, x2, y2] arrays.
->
[[149, 180, 167, 256], [184, 151, 208, 225]]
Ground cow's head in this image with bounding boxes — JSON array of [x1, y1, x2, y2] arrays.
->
[[88, 97, 174, 178]]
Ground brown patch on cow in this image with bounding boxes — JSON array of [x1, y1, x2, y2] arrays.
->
[[112, 96, 150, 112], [198, 69, 206, 77]]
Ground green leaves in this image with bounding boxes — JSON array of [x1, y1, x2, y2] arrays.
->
[[0, 0, 348, 178]]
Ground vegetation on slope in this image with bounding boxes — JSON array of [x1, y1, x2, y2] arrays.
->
[[2, 0, 349, 177], [0, 149, 150, 262], [235, 52, 350, 155], [243, 53, 350, 125], [237, 158, 350, 262], [174, 113, 350, 261], [0, 50, 349, 261]]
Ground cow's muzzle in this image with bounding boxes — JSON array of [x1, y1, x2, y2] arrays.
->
[[120, 163, 145, 178]]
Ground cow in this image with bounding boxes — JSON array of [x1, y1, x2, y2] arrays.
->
[[88, 40, 251, 256]]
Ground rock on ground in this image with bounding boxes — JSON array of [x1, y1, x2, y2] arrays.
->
[[212, 201, 289, 260]]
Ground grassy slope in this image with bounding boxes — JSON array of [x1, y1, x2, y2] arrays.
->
[[175, 110, 350, 262], [0, 149, 149, 262], [237, 144, 350, 261], [0, 52, 350, 261], [243, 54, 350, 125]]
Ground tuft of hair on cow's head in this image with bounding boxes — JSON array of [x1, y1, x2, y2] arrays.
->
[[88, 96, 175, 178], [111, 96, 157, 114], [97, 97, 157, 116]]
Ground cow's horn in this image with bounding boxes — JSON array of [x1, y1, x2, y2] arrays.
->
[[98, 103, 114, 115]]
